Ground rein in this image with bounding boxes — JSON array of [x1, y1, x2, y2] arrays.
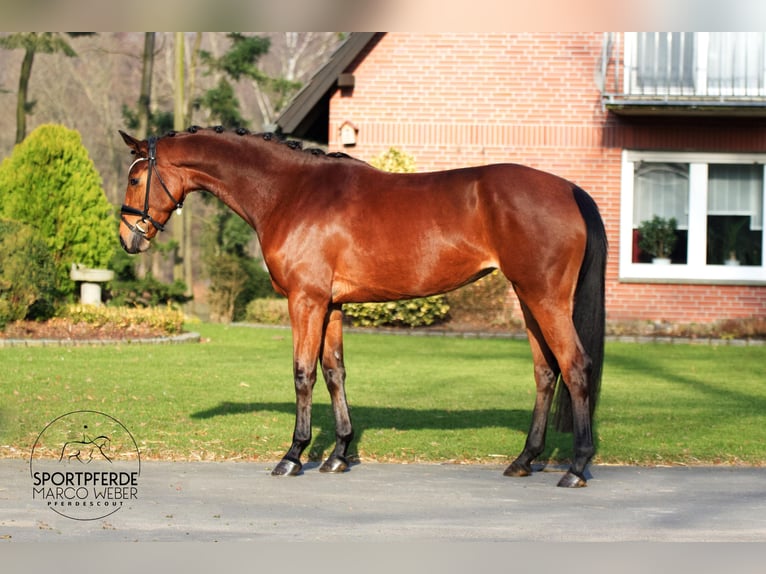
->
[[120, 137, 183, 235]]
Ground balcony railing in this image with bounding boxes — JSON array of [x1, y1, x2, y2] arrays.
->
[[601, 32, 766, 114]]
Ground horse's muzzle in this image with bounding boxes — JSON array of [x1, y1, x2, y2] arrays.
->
[[120, 229, 151, 254]]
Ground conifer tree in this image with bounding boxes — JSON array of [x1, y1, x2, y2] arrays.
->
[[0, 124, 115, 297]]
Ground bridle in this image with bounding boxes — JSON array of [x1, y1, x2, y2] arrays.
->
[[120, 136, 183, 236]]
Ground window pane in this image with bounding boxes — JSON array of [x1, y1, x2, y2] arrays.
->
[[707, 164, 763, 266], [708, 33, 765, 96], [634, 163, 689, 227], [636, 32, 695, 94], [633, 162, 689, 263]]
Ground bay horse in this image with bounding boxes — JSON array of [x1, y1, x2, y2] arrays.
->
[[118, 127, 607, 487]]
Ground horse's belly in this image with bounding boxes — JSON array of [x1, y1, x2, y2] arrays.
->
[[330, 256, 498, 304]]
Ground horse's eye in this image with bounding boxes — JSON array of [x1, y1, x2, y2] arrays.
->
[[129, 178, 140, 186]]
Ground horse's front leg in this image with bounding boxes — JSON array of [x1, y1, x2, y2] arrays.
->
[[319, 304, 354, 473], [271, 294, 327, 476]]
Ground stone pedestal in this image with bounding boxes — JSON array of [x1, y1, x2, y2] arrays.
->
[[70, 264, 114, 306]]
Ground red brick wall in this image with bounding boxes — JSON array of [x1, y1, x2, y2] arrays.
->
[[327, 32, 766, 324]]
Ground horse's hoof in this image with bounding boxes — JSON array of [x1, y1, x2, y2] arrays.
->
[[503, 461, 532, 477], [319, 455, 349, 473], [557, 471, 587, 488], [271, 458, 302, 476]]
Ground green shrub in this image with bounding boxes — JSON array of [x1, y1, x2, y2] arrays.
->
[[0, 219, 56, 328], [233, 257, 276, 322], [245, 298, 290, 325], [445, 270, 519, 329], [106, 274, 191, 308], [106, 247, 191, 308], [0, 124, 115, 298], [201, 199, 273, 323], [107, 273, 191, 308], [61, 304, 185, 335], [370, 147, 416, 173], [344, 296, 449, 328], [206, 252, 248, 323], [245, 295, 450, 329]]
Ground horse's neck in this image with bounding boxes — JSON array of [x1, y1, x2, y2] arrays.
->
[[181, 136, 293, 233]]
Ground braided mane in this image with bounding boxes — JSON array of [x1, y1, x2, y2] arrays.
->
[[159, 125, 353, 160]]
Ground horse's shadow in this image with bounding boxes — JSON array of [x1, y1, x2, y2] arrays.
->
[[190, 401, 576, 464]]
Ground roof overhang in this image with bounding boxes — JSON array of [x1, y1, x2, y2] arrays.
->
[[604, 97, 766, 118], [276, 32, 381, 140]]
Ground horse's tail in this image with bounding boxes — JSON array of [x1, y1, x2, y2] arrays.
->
[[553, 185, 608, 433]]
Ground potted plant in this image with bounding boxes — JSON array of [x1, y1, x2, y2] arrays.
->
[[723, 218, 746, 266], [638, 215, 678, 264]]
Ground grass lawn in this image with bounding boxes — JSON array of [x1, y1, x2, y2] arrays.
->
[[1, 323, 765, 466]]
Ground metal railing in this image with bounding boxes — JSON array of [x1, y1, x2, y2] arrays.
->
[[602, 32, 766, 106]]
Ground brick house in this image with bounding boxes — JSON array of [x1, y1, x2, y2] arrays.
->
[[276, 32, 766, 324]]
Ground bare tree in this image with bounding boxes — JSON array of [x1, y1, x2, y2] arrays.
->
[[137, 33, 156, 139], [251, 32, 343, 129], [0, 33, 73, 143]]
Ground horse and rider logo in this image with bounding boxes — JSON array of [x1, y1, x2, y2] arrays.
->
[[58, 425, 113, 465], [30, 410, 140, 521]]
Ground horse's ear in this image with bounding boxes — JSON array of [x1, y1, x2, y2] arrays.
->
[[119, 130, 144, 156]]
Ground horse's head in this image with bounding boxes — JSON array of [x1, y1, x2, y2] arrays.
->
[[118, 131, 185, 254]]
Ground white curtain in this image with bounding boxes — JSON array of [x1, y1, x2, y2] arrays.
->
[[708, 164, 763, 230], [633, 162, 690, 229], [635, 32, 696, 94], [707, 33, 766, 96]]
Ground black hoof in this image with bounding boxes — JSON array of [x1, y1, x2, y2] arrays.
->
[[319, 455, 349, 473], [503, 461, 532, 477], [557, 471, 587, 488], [271, 457, 302, 476]]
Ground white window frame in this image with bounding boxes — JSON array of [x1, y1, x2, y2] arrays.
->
[[620, 150, 766, 284]]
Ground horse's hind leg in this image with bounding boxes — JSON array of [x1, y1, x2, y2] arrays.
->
[[532, 308, 594, 487], [318, 304, 354, 473], [504, 302, 559, 477], [506, 293, 594, 487]]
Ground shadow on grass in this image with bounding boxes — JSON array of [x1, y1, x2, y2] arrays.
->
[[190, 401, 577, 464], [608, 347, 766, 412]]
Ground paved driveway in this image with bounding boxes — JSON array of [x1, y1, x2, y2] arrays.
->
[[2, 459, 765, 542]]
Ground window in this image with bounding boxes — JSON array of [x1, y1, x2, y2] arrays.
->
[[707, 165, 763, 265], [632, 162, 689, 263], [620, 151, 766, 283]]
